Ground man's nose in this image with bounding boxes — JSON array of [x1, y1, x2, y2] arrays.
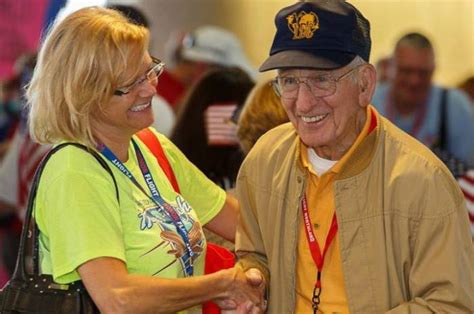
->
[[295, 82, 318, 112], [407, 72, 424, 85]]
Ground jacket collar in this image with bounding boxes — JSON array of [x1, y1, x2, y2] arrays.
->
[[337, 105, 380, 180]]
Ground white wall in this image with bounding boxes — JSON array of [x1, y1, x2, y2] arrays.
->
[[108, 0, 474, 86]]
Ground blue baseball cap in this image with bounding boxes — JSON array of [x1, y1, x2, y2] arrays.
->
[[260, 0, 371, 71]]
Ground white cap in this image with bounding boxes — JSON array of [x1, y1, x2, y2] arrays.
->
[[181, 25, 257, 80]]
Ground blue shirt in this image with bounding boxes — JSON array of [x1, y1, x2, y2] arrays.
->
[[372, 83, 474, 167]]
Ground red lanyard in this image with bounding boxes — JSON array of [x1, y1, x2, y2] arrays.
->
[[386, 95, 427, 138], [301, 195, 338, 313]]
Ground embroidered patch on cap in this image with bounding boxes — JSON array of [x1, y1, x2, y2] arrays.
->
[[287, 11, 319, 40]]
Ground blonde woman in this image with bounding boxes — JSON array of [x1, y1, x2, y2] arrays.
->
[[27, 7, 264, 313]]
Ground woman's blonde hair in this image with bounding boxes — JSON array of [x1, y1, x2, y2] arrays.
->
[[27, 6, 150, 147], [237, 80, 289, 154]]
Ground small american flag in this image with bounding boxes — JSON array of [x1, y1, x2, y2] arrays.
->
[[204, 103, 239, 146], [457, 169, 474, 237]]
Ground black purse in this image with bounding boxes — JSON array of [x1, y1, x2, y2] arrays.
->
[[0, 143, 119, 313]]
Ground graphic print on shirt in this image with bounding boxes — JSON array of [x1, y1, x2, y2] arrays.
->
[[137, 193, 204, 275]]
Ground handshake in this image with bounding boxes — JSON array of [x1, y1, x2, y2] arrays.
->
[[214, 267, 267, 314]]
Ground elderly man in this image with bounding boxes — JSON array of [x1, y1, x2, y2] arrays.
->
[[235, 1, 474, 313]]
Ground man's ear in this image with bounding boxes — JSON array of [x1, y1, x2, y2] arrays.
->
[[358, 64, 376, 107]]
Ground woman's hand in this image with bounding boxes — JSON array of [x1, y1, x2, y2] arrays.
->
[[78, 257, 266, 313]]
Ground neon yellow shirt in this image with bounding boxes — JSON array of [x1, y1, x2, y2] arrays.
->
[[36, 130, 226, 284]]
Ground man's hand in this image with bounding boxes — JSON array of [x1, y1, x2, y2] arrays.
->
[[214, 267, 267, 313], [237, 268, 267, 313]]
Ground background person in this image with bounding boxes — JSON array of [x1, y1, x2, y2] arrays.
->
[[372, 32, 474, 167], [171, 67, 254, 191], [236, 79, 289, 155], [26, 7, 264, 313], [0, 53, 45, 286], [157, 25, 257, 113], [374, 55, 391, 84], [235, 1, 474, 313]]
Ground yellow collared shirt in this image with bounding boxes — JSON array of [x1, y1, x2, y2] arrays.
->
[[295, 107, 375, 314]]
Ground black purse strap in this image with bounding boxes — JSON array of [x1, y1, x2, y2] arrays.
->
[[13, 143, 119, 282], [438, 88, 448, 150]]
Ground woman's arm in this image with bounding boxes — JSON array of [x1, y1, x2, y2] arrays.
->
[[204, 193, 239, 242], [78, 256, 264, 313]]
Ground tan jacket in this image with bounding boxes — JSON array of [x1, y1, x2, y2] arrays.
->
[[236, 109, 474, 313]]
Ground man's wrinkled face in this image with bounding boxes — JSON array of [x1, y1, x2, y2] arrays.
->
[[391, 45, 435, 109], [277, 65, 367, 159]]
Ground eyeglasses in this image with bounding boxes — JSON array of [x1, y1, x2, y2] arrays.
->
[[114, 57, 165, 96], [271, 66, 360, 99]]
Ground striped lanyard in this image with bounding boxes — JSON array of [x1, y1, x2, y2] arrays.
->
[[301, 195, 338, 313], [98, 140, 194, 276]]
